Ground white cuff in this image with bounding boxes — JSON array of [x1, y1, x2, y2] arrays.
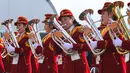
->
[[90, 41, 97, 49], [63, 42, 73, 50], [7, 44, 15, 52], [113, 38, 122, 47]]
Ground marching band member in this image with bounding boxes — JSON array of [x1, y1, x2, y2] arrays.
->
[[58, 9, 90, 73], [28, 24, 39, 73], [91, 2, 126, 73], [2, 32, 19, 73], [0, 38, 5, 73], [73, 2, 127, 73], [4, 16, 33, 73], [35, 14, 62, 73], [113, 2, 130, 73]]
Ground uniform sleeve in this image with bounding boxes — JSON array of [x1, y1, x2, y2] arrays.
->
[[15, 33, 30, 54], [73, 43, 90, 51], [72, 29, 91, 52], [122, 40, 130, 50], [97, 39, 114, 50]]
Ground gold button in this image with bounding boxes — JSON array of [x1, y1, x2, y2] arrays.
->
[[113, 52, 115, 54], [48, 66, 50, 68]]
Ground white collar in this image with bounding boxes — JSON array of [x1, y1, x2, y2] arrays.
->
[[68, 25, 75, 32]]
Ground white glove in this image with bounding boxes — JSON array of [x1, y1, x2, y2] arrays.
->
[[33, 43, 40, 49], [6, 44, 15, 52], [63, 42, 73, 50], [90, 41, 97, 49], [113, 38, 122, 47]]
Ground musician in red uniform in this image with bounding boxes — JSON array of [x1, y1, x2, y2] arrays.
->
[[2, 32, 19, 73], [0, 38, 5, 73], [113, 2, 130, 73], [64, 2, 127, 73], [5, 16, 33, 73], [35, 14, 62, 73], [90, 2, 126, 73], [28, 23, 39, 73], [58, 9, 90, 73]]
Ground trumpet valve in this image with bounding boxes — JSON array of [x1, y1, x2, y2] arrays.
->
[[84, 27, 92, 35], [109, 22, 121, 35], [84, 27, 94, 39]]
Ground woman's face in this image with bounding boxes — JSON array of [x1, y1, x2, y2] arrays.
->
[[16, 23, 26, 33], [101, 11, 109, 25], [60, 16, 74, 30], [44, 24, 52, 33]]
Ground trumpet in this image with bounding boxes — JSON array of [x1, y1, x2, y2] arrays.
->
[[108, 6, 130, 54], [79, 9, 105, 55], [1, 19, 19, 58], [28, 19, 44, 60], [50, 15, 79, 56]]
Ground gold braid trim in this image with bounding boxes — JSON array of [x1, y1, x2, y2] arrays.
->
[[104, 40, 108, 49], [49, 42, 54, 51], [79, 44, 84, 49], [70, 26, 82, 36], [79, 35, 85, 43]]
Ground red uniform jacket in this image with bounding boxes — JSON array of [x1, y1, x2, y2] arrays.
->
[[11, 32, 32, 73], [62, 26, 90, 73], [2, 56, 12, 73], [96, 30, 126, 73], [31, 54, 39, 73], [0, 42, 5, 73], [36, 33, 62, 73]]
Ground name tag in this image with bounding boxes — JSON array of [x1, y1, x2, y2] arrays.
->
[[38, 56, 45, 64], [57, 55, 62, 65], [12, 54, 19, 64], [125, 53, 130, 62], [71, 52, 80, 61]]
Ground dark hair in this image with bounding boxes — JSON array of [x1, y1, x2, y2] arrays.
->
[[68, 16, 81, 26], [24, 24, 30, 32], [73, 19, 81, 26], [107, 4, 115, 14], [45, 21, 56, 29], [107, 4, 118, 21]]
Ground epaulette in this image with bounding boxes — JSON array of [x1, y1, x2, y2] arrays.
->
[[42, 33, 52, 43], [42, 33, 54, 51], [79, 35, 85, 43], [25, 32, 31, 38], [70, 25, 85, 43], [49, 42, 54, 51], [100, 26, 109, 37], [0, 38, 3, 43], [70, 25, 82, 36]]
